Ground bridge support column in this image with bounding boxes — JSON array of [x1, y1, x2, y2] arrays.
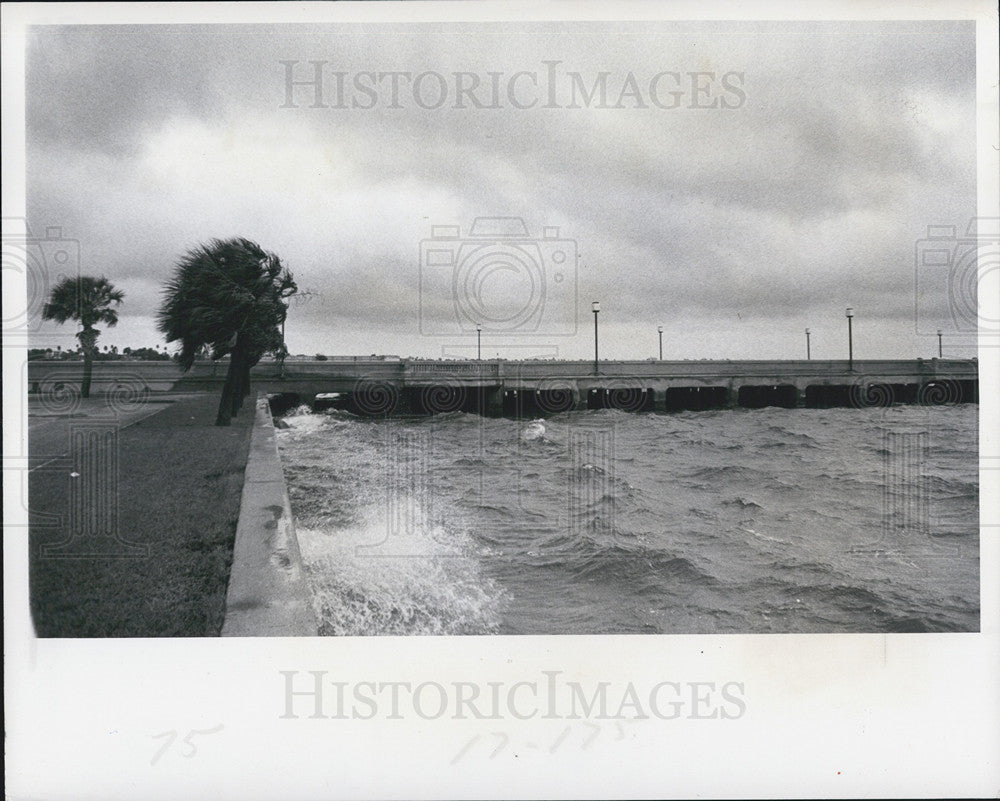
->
[[653, 388, 668, 412], [725, 381, 738, 409], [483, 387, 503, 417]]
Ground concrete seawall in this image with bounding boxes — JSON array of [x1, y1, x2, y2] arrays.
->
[[221, 394, 316, 637]]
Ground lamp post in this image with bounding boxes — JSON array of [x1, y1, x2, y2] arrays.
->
[[805, 328, 811, 360], [937, 329, 943, 358], [845, 307, 854, 371], [476, 323, 482, 361], [657, 325, 664, 360], [592, 301, 600, 375]]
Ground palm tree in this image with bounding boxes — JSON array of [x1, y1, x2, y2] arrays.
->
[[158, 237, 296, 426], [42, 276, 124, 399]]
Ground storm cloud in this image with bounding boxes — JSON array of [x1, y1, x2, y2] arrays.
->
[[26, 21, 977, 359]]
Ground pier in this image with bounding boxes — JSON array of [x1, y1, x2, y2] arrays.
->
[[32, 357, 976, 416], [271, 358, 978, 415]]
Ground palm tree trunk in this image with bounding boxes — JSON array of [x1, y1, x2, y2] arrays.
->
[[230, 356, 243, 417], [226, 333, 255, 419], [238, 358, 253, 409], [215, 350, 238, 426], [215, 334, 257, 424], [81, 351, 93, 399], [230, 343, 247, 417], [78, 327, 99, 400]]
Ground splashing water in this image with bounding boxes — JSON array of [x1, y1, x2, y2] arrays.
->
[[297, 501, 504, 636], [521, 419, 546, 441]]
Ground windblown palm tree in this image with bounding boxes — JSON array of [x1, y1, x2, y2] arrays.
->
[[158, 237, 296, 426], [42, 276, 124, 399]]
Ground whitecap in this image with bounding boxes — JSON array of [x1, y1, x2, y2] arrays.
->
[[295, 498, 505, 636], [520, 420, 546, 441]]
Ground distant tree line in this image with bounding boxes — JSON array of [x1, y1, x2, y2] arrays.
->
[[28, 346, 175, 362]]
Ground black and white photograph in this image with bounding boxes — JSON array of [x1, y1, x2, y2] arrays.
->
[[4, 1, 998, 798]]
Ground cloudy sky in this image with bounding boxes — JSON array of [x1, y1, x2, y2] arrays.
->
[[25, 20, 979, 360]]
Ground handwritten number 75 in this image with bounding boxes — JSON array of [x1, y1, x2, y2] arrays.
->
[[150, 725, 224, 765]]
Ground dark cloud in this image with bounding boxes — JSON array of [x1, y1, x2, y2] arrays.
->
[[25, 21, 977, 359]]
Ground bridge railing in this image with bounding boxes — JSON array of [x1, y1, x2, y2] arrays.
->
[[250, 359, 405, 381], [396, 358, 978, 380], [27, 356, 978, 392], [404, 361, 501, 379]]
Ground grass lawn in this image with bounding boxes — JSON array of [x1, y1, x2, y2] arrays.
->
[[28, 393, 254, 636]]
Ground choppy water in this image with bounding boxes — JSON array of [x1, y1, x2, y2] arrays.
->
[[276, 404, 978, 635]]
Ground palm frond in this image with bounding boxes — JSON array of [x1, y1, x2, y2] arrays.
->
[[43, 275, 124, 343], [157, 237, 298, 371]]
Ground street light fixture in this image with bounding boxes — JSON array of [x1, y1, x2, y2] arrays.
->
[[592, 301, 600, 375], [845, 307, 854, 371], [937, 329, 943, 358], [805, 328, 811, 360], [657, 325, 664, 361], [476, 323, 482, 361]]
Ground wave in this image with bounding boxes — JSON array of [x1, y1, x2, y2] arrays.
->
[[517, 527, 722, 589], [878, 608, 978, 633], [295, 498, 505, 636], [742, 526, 785, 544], [453, 456, 488, 468], [761, 581, 892, 622], [520, 419, 547, 441], [724, 496, 765, 510], [759, 439, 814, 451], [684, 464, 759, 482], [572, 548, 720, 589], [924, 474, 978, 499], [765, 425, 820, 446]]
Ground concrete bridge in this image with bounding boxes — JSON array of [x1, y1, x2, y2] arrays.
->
[[29, 357, 974, 416]]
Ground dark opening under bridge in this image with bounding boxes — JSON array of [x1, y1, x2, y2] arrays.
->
[[27, 357, 978, 416]]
